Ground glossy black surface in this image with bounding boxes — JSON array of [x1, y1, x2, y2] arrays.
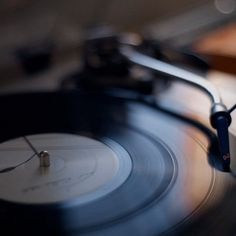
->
[[0, 91, 236, 236]]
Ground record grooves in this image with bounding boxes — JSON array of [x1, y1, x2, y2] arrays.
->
[[0, 91, 235, 236]]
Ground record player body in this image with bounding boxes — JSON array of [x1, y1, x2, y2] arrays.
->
[[0, 29, 236, 235], [0, 91, 236, 236]]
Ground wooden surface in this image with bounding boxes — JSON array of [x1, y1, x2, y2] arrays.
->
[[194, 21, 236, 74]]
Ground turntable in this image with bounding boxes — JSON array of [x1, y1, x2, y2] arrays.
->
[[0, 29, 235, 236]]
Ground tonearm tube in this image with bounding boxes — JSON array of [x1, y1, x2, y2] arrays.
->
[[121, 45, 235, 171]]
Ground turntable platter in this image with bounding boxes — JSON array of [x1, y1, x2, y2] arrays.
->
[[0, 91, 235, 236]]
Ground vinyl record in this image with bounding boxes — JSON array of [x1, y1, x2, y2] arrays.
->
[[0, 91, 235, 236]]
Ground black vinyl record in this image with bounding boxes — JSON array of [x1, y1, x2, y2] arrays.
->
[[0, 91, 235, 236]]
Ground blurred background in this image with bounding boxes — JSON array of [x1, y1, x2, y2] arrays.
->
[[0, 0, 236, 91]]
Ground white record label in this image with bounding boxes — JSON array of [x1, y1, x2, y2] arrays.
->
[[0, 133, 132, 205]]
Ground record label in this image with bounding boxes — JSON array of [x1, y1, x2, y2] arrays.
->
[[0, 133, 132, 204]]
